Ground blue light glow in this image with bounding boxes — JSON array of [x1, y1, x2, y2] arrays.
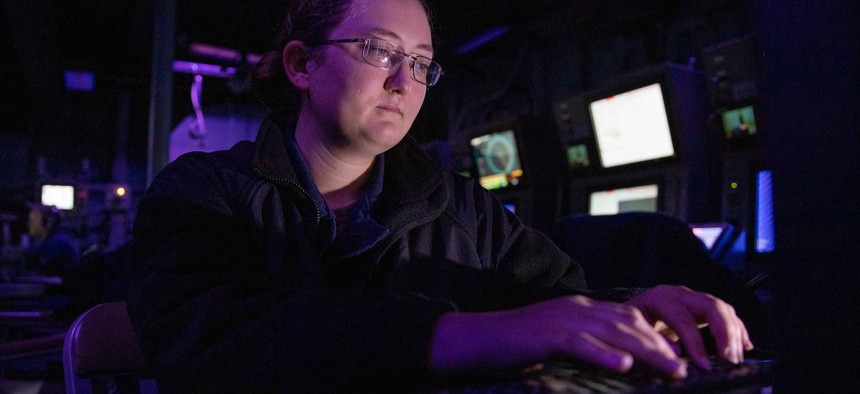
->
[[755, 170, 776, 253]]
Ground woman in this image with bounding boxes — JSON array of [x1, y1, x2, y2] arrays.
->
[[128, 0, 751, 391]]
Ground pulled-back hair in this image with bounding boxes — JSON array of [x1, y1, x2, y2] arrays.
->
[[252, 0, 433, 112]]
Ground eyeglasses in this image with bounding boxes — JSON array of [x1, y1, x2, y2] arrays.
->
[[305, 37, 443, 86]]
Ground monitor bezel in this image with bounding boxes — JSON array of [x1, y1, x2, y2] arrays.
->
[[562, 141, 596, 175], [586, 72, 681, 172], [718, 102, 760, 147], [466, 118, 530, 192], [586, 178, 664, 216]]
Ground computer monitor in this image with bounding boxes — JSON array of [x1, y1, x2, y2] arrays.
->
[[589, 83, 677, 169], [565, 143, 591, 171], [721, 105, 757, 140], [690, 222, 735, 260], [40, 184, 76, 211], [691, 223, 728, 250], [588, 182, 660, 215], [469, 127, 525, 191]]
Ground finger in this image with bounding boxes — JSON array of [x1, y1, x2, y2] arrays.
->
[[591, 315, 687, 378], [704, 301, 743, 364], [653, 320, 681, 349], [666, 336, 682, 356], [658, 308, 710, 370], [570, 333, 634, 373], [727, 313, 753, 364], [739, 317, 754, 352]]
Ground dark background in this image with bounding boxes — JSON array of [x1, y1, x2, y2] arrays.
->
[[1, 1, 858, 390]]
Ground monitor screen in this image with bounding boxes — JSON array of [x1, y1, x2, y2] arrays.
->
[[41, 184, 75, 210], [470, 129, 524, 191], [589, 83, 676, 168], [721, 105, 757, 139], [565, 143, 591, 170], [690, 223, 732, 250], [588, 183, 659, 215], [752, 170, 775, 253]]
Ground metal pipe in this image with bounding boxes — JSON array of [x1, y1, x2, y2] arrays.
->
[[146, 0, 177, 187]]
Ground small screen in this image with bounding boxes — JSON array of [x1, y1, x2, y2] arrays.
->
[[691, 223, 730, 250], [470, 129, 524, 190], [721, 105, 757, 139], [590, 83, 676, 168], [41, 184, 75, 210], [754, 170, 775, 253], [588, 184, 659, 215], [565, 144, 590, 170]]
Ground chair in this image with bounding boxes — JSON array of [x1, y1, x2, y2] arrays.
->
[[62, 301, 157, 393], [551, 212, 747, 303]]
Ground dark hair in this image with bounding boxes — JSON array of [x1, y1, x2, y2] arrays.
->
[[252, 0, 433, 111]]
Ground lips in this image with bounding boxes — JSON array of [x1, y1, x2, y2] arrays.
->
[[377, 103, 402, 116]]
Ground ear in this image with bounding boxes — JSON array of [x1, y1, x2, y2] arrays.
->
[[283, 40, 311, 91]]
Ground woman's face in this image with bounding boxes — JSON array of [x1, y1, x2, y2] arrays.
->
[[302, 0, 433, 159]]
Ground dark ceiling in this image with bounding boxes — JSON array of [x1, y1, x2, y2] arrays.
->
[[2, 1, 560, 83], [1, 1, 597, 178], [1, 1, 585, 129], [1, 0, 711, 184], [0, 0, 682, 92]]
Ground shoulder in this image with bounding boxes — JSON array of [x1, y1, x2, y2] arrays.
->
[[442, 172, 500, 214], [439, 171, 520, 235], [173, 141, 255, 173], [145, 141, 256, 205]]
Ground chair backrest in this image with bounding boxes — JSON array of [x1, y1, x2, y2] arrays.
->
[[62, 301, 158, 393], [551, 212, 745, 302]]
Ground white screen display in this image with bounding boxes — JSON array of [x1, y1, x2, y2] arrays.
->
[[590, 83, 676, 168], [588, 184, 659, 215], [691, 226, 725, 250], [41, 185, 75, 210]]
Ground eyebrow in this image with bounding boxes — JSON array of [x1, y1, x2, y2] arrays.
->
[[367, 27, 434, 54]]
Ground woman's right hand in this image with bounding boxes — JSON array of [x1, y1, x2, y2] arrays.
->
[[429, 294, 688, 378]]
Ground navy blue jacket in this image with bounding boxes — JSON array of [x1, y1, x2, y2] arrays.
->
[[127, 111, 634, 392]]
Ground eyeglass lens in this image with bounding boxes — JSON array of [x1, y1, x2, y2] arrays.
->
[[362, 38, 441, 86]]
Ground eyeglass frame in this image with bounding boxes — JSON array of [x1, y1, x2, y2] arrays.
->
[[304, 37, 444, 87]]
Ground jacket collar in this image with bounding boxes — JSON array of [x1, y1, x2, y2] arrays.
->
[[251, 110, 449, 229], [252, 110, 301, 185], [376, 135, 449, 233]]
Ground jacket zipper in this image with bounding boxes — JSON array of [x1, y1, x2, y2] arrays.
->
[[254, 167, 322, 225]]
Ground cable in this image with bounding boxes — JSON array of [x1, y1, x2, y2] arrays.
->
[[189, 74, 207, 147]]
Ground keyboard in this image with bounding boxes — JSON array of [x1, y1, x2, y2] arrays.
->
[[434, 355, 777, 394]]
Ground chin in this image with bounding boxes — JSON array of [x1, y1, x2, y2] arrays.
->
[[369, 122, 409, 143]]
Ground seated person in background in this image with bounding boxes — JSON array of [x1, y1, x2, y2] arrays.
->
[[26, 203, 79, 276], [127, 0, 753, 391]]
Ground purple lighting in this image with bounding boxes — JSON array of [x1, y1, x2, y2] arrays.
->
[[188, 42, 261, 65], [173, 60, 237, 78], [456, 26, 511, 54], [64, 70, 95, 91]]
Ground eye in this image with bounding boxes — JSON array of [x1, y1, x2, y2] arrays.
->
[[414, 63, 429, 74], [367, 43, 391, 60], [413, 58, 432, 75]]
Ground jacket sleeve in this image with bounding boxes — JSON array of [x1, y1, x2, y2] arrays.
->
[[127, 154, 455, 392], [454, 174, 644, 306]]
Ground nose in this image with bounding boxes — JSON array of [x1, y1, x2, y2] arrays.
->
[[384, 59, 413, 94]]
